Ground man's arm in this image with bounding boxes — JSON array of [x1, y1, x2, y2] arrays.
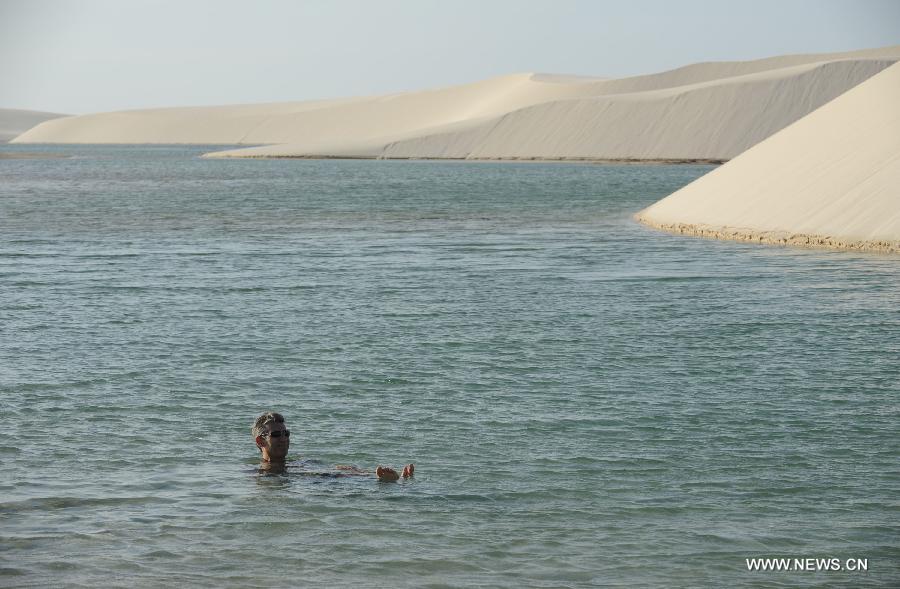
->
[[333, 463, 415, 481]]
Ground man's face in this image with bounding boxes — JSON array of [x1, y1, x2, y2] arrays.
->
[[260, 421, 290, 461]]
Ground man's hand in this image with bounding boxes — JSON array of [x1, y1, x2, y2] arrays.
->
[[376, 464, 414, 482]]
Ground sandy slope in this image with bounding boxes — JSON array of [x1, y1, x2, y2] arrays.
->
[[12, 46, 900, 163], [379, 59, 894, 160], [635, 62, 900, 253], [0, 108, 67, 142]]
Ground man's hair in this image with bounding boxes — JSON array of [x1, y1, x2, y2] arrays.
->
[[252, 412, 285, 439]]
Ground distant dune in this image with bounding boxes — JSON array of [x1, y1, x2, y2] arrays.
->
[[635, 62, 900, 253], [0, 109, 67, 142], [12, 46, 900, 163]]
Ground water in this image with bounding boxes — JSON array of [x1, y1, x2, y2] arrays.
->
[[1, 145, 898, 588]]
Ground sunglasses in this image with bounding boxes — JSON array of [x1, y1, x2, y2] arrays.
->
[[265, 430, 290, 438]]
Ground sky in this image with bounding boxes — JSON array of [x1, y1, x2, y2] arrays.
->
[[1, 0, 899, 114]]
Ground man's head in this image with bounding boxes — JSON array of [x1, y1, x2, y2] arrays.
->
[[252, 411, 290, 463]]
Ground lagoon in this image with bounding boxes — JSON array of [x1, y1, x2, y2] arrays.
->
[[1, 146, 898, 587]]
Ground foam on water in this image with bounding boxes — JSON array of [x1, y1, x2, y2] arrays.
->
[[1, 145, 898, 587]]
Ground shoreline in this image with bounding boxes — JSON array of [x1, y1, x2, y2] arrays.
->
[[634, 215, 900, 254], [1, 145, 726, 165], [202, 153, 728, 165]]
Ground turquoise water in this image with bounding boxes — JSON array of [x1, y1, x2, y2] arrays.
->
[[1, 145, 898, 588]]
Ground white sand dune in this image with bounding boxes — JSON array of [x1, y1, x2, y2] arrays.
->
[[13, 73, 609, 147], [635, 62, 900, 253], [207, 49, 900, 160], [378, 59, 895, 160], [12, 46, 900, 164], [0, 108, 67, 142]]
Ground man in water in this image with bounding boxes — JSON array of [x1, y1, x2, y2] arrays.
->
[[252, 411, 414, 481]]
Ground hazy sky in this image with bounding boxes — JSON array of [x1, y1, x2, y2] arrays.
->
[[1, 0, 898, 114]]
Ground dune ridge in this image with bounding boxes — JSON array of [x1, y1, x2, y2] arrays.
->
[[12, 46, 900, 164], [635, 62, 900, 254]]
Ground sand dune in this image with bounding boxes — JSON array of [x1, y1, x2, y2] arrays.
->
[[203, 58, 900, 160], [635, 62, 900, 253], [12, 73, 608, 146], [206, 57, 896, 160], [0, 108, 67, 142], [378, 59, 895, 160], [12, 46, 900, 163]]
